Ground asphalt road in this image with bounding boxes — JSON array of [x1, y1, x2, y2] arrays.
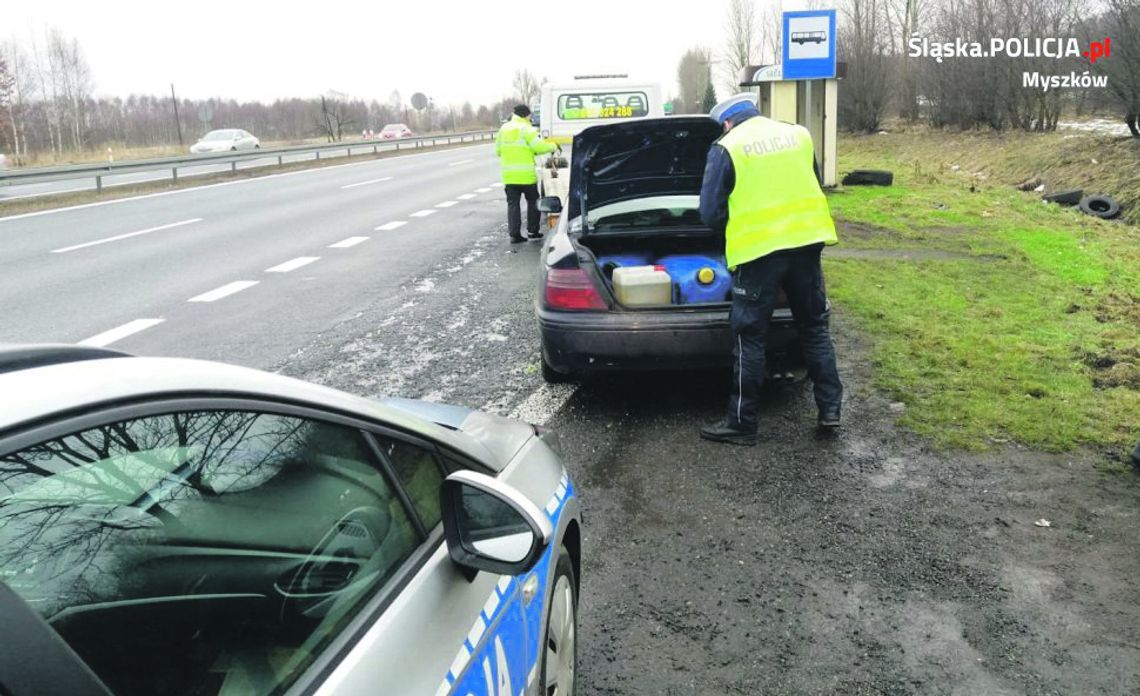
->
[[0, 142, 504, 367], [3, 142, 1138, 694], [0, 138, 450, 200]]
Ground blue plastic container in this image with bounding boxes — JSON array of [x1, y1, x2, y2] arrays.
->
[[657, 254, 732, 304], [597, 254, 653, 276]]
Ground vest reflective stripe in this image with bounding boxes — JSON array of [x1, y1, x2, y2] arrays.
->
[[496, 115, 555, 185], [720, 117, 837, 267]]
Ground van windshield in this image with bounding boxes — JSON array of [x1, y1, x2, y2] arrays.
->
[[557, 92, 649, 120]]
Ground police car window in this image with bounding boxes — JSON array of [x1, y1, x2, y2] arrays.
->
[[374, 435, 444, 529], [0, 410, 419, 696]]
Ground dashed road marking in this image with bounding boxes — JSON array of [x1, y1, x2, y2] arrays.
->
[[375, 221, 407, 231], [436, 201, 458, 208], [410, 209, 437, 217], [448, 159, 474, 166], [51, 218, 202, 253], [456, 193, 476, 200], [266, 256, 319, 273], [475, 187, 492, 193], [78, 318, 165, 347], [188, 280, 259, 303], [340, 176, 393, 189], [329, 236, 370, 248], [490, 182, 504, 188]]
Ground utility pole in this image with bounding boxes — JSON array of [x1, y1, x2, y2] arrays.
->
[[170, 84, 184, 147]]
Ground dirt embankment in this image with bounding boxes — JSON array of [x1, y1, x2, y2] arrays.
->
[[841, 128, 1140, 224]]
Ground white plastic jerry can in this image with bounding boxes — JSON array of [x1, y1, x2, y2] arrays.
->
[[612, 265, 672, 307]]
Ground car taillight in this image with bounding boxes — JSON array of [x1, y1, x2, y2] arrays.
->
[[544, 268, 607, 310]]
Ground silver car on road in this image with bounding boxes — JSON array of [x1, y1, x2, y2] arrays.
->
[[190, 129, 261, 153], [0, 346, 580, 696]]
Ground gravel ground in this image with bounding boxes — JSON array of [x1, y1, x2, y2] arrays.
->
[[278, 208, 1140, 695]]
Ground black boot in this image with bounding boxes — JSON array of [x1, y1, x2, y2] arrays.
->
[[818, 408, 841, 429], [509, 235, 527, 244], [700, 420, 757, 446]]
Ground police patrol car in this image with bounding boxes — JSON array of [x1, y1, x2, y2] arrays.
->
[[0, 346, 580, 696]]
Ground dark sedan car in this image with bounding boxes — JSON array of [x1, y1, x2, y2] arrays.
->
[[534, 117, 802, 383]]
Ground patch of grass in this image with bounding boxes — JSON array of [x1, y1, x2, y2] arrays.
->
[[825, 132, 1139, 453]]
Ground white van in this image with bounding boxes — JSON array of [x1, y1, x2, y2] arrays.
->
[[536, 79, 665, 209], [539, 79, 665, 145]]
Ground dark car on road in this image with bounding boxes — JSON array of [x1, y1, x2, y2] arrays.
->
[[534, 117, 803, 382]]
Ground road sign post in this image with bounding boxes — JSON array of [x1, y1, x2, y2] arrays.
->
[[782, 9, 837, 80]]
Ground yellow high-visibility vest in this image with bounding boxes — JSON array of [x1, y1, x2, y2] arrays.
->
[[495, 115, 556, 185], [719, 116, 837, 267]]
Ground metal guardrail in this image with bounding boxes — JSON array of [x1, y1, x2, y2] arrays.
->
[[0, 130, 497, 192]]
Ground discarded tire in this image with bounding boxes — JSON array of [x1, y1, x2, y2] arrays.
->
[[1042, 189, 1083, 206], [842, 169, 893, 186], [1077, 194, 1121, 220]]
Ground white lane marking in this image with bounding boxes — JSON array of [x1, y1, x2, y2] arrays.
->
[[78, 318, 164, 347], [448, 159, 474, 166], [329, 236, 370, 248], [475, 187, 492, 193], [188, 280, 259, 303], [266, 256, 319, 273], [456, 193, 476, 200], [50, 218, 202, 254], [490, 182, 504, 187], [375, 221, 407, 231], [410, 209, 436, 217], [340, 176, 393, 190], [435, 201, 458, 208], [0, 144, 495, 224]]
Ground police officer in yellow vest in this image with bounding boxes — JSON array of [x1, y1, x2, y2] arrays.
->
[[698, 93, 842, 445], [496, 105, 558, 243]]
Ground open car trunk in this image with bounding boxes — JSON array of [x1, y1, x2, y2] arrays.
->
[[568, 117, 732, 309], [575, 230, 732, 309]]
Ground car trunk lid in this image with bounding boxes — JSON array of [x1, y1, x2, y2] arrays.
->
[[567, 116, 722, 234]]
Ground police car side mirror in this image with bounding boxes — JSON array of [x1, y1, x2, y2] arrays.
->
[[537, 197, 562, 213], [441, 471, 553, 580]]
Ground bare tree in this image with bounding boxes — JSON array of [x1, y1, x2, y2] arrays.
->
[[722, 0, 759, 93], [1084, 0, 1140, 136], [0, 53, 13, 154], [318, 91, 354, 142], [47, 29, 92, 150], [839, 0, 893, 131], [511, 69, 541, 106], [676, 47, 713, 114]]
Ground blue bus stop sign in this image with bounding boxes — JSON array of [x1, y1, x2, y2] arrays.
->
[[782, 9, 837, 80]]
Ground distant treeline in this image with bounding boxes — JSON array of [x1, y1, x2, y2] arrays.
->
[[0, 28, 516, 163]]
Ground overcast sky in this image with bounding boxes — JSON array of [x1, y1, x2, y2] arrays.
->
[[8, 0, 813, 107]]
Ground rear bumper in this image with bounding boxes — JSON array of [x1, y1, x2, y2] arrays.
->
[[537, 305, 798, 374]]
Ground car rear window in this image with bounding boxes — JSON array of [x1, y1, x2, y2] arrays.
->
[[557, 92, 649, 120]]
